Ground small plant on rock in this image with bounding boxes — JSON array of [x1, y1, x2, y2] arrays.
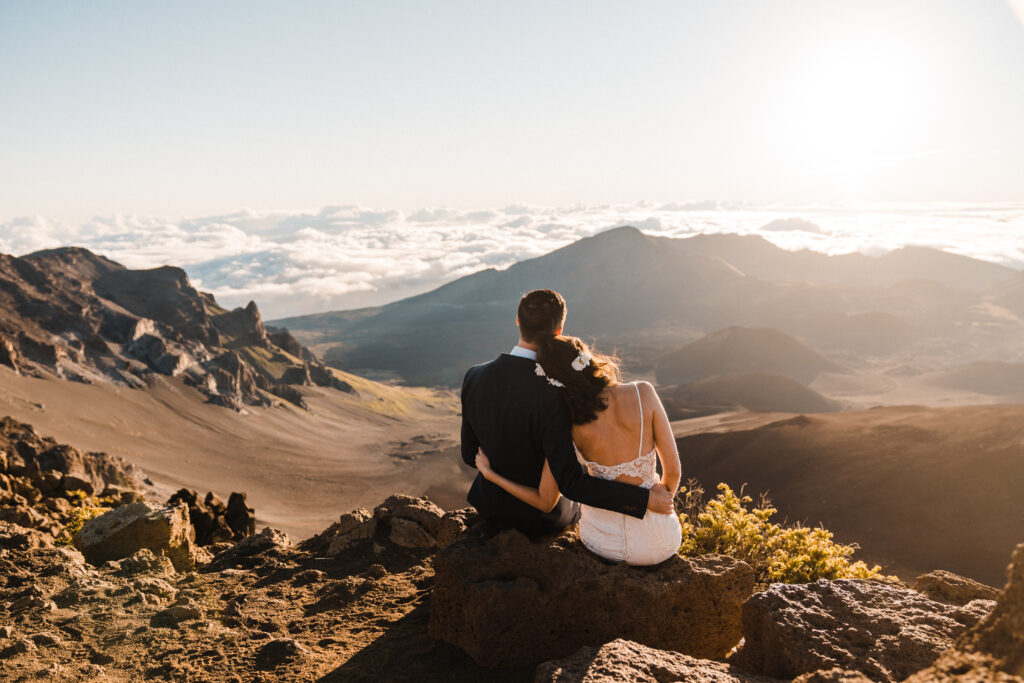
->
[[677, 480, 883, 585]]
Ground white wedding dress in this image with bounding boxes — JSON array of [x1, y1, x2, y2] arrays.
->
[[575, 382, 682, 566]]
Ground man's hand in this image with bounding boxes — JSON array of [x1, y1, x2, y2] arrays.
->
[[646, 483, 674, 514]]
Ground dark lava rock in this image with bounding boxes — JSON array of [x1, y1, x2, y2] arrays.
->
[[534, 638, 780, 682], [429, 526, 754, 668], [733, 578, 995, 682], [166, 488, 254, 546], [226, 492, 256, 539]]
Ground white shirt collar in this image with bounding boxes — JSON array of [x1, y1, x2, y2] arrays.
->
[[508, 345, 538, 361]]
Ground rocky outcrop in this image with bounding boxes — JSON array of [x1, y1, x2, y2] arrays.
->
[[73, 502, 199, 572], [732, 578, 996, 682], [211, 301, 269, 349], [907, 542, 1024, 682], [0, 334, 20, 373], [167, 489, 255, 546], [301, 494, 470, 557], [429, 526, 754, 669], [0, 417, 147, 541], [0, 246, 356, 409], [534, 638, 780, 682], [308, 361, 355, 392], [95, 265, 221, 347], [266, 327, 304, 358], [916, 569, 1001, 605]]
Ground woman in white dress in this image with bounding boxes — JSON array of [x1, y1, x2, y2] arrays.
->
[[475, 335, 682, 565]]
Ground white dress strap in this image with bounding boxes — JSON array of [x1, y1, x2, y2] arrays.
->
[[634, 382, 643, 460]]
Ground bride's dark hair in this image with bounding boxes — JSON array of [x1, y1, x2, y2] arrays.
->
[[537, 335, 621, 425]]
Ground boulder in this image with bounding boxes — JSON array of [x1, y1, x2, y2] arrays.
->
[[374, 494, 467, 549], [168, 488, 233, 546], [534, 638, 781, 682], [907, 542, 1024, 682], [73, 502, 198, 572], [203, 526, 291, 572], [429, 527, 754, 668], [301, 496, 469, 557], [732, 578, 995, 682], [324, 508, 376, 556], [225, 492, 255, 539], [166, 488, 253, 545], [916, 569, 1000, 606]]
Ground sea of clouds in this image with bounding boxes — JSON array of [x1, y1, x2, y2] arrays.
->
[[2, 201, 1023, 320]]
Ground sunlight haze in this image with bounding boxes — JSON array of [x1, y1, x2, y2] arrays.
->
[[2, 0, 1024, 223]]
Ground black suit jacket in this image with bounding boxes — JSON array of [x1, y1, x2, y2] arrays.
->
[[461, 353, 649, 534]]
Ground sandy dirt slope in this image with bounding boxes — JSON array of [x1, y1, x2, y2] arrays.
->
[[0, 368, 472, 541], [672, 405, 1024, 585]]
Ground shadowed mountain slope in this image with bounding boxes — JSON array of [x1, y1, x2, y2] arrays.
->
[[659, 372, 842, 420], [673, 404, 1024, 585], [656, 327, 842, 386]]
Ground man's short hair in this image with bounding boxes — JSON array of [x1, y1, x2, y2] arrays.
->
[[517, 289, 566, 343]]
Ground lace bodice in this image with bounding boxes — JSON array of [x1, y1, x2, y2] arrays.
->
[[574, 383, 661, 489]]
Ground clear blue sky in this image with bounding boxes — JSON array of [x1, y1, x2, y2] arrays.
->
[[2, 0, 1023, 222]]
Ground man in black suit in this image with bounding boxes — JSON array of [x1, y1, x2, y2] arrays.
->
[[461, 289, 674, 534]]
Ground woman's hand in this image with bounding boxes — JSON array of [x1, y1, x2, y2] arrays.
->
[[475, 449, 493, 477]]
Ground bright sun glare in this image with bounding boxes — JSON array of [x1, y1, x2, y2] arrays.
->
[[770, 30, 933, 195]]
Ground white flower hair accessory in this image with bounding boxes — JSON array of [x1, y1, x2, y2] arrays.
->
[[571, 350, 592, 372], [535, 362, 564, 388]]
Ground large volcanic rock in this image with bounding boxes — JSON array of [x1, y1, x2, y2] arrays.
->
[[429, 527, 754, 669], [907, 543, 1024, 682], [732, 578, 995, 682], [534, 638, 780, 682], [73, 502, 199, 572]]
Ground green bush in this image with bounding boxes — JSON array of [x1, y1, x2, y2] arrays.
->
[[677, 480, 883, 585]]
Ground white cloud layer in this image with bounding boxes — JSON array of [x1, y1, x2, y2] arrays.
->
[[2, 202, 1023, 320]]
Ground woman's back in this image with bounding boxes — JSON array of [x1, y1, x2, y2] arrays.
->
[[572, 381, 658, 488]]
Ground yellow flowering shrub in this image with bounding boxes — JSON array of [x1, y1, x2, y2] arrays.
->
[[677, 480, 882, 585], [54, 490, 117, 546]]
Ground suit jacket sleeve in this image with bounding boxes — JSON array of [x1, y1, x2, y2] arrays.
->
[[460, 369, 480, 468], [542, 396, 650, 519]]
